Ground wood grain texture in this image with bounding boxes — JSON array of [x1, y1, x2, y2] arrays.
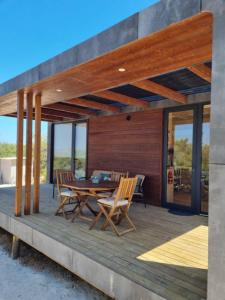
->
[[33, 94, 41, 213], [24, 93, 33, 215], [0, 13, 212, 115], [0, 184, 208, 300], [187, 63, 211, 83], [66, 98, 120, 113], [15, 91, 24, 217], [45, 102, 97, 116], [94, 90, 149, 109], [88, 110, 163, 205], [132, 80, 187, 104]]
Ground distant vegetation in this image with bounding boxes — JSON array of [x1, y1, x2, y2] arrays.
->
[[0, 138, 48, 183], [174, 138, 209, 172]]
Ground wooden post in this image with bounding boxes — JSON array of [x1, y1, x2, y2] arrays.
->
[[33, 94, 41, 213], [15, 90, 24, 217], [11, 235, 20, 259], [24, 93, 33, 215]]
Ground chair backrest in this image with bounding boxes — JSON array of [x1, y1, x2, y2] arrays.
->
[[135, 174, 145, 185], [56, 170, 75, 194], [111, 171, 129, 182], [114, 177, 138, 208]]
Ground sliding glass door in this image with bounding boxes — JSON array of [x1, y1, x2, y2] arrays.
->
[[53, 121, 87, 180], [164, 104, 210, 214], [166, 109, 194, 208]]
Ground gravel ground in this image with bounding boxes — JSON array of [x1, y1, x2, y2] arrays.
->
[[0, 228, 111, 300]]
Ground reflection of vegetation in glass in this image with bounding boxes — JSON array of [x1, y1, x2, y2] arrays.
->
[[75, 123, 87, 179], [54, 157, 71, 170], [174, 138, 192, 170], [202, 144, 209, 172], [201, 105, 210, 213], [53, 123, 72, 171], [167, 110, 193, 207]]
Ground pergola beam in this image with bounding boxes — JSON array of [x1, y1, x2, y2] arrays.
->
[[66, 98, 120, 113], [187, 63, 212, 83], [45, 103, 97, 116], [132, 80, 187, 104], [15, 90, 24, 217], [94, 90, 149, 109]]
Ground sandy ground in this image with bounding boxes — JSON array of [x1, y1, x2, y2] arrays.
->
[[0, 228, 110, 300]]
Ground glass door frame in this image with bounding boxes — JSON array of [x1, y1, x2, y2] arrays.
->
[[50, 120, 89, 182], [162, 103, 209, 214]]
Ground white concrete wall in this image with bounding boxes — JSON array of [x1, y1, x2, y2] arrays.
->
[[0, 158, 27, 185]]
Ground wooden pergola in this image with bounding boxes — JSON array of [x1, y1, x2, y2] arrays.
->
[[10, 12, 212, 217]]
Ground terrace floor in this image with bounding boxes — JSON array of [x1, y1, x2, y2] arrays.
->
[[0, 184, 208, 300]]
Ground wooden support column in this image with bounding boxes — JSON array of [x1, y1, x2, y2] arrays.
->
[[15, 90, 24, 217], [24, 93, 33, 215], [33, 94, 41, 213], [11, 235, 20, 259]]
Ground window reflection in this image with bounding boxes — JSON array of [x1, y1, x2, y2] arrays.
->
[[167, 110, 193, 207], [201, 105, 210, 213], [53, 123, 72, 171]]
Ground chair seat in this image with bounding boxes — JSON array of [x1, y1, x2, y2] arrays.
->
[[133, 192, 144, 197], [98, 197, 128, 207], [60, 190, 77, 197]]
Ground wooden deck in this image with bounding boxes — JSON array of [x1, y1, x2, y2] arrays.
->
[[0, 184, 208, 300]]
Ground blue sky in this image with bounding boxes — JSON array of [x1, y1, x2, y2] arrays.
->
[[0, 0, 157, 144]]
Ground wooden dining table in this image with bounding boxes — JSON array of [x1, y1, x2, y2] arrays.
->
[[62, 180, 118, 222]]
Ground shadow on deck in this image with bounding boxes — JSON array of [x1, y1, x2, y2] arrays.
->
[[0, 184, 208, 300]]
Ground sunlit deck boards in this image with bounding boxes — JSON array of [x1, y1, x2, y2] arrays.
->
[[0, 185, 208, 300]]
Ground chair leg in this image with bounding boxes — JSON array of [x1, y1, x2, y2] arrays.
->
[[53, 184, 55, 198], [124, 212, 136, 231], [100, 205, 120, 236], [89, 209, 103, 230]]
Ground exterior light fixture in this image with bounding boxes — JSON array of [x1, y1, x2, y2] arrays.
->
[[118, 67, 126, 72]]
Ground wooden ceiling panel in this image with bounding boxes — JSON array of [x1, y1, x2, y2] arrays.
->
[[44, 102, 97, 116], [0, 12, 212, 115], [66, 98, 120, 113]]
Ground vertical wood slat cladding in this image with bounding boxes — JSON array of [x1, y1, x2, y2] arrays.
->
[[88, 110, 163, 206]]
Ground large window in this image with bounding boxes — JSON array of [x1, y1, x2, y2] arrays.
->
[[74, 123, 87, 179], [53, 122, 87, 179], [53, 123, 73, 171]]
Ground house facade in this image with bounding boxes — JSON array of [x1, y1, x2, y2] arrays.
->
[[0, 1, 225, 299]]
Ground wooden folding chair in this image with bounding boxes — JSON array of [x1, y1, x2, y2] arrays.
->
[[89, 177, 138, 236], [55, 170, 79, 219], [111, 171, 129, 182]]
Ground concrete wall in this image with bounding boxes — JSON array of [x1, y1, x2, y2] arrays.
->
[[202, 1, 225, 299], [0, 158, 26, 185]]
